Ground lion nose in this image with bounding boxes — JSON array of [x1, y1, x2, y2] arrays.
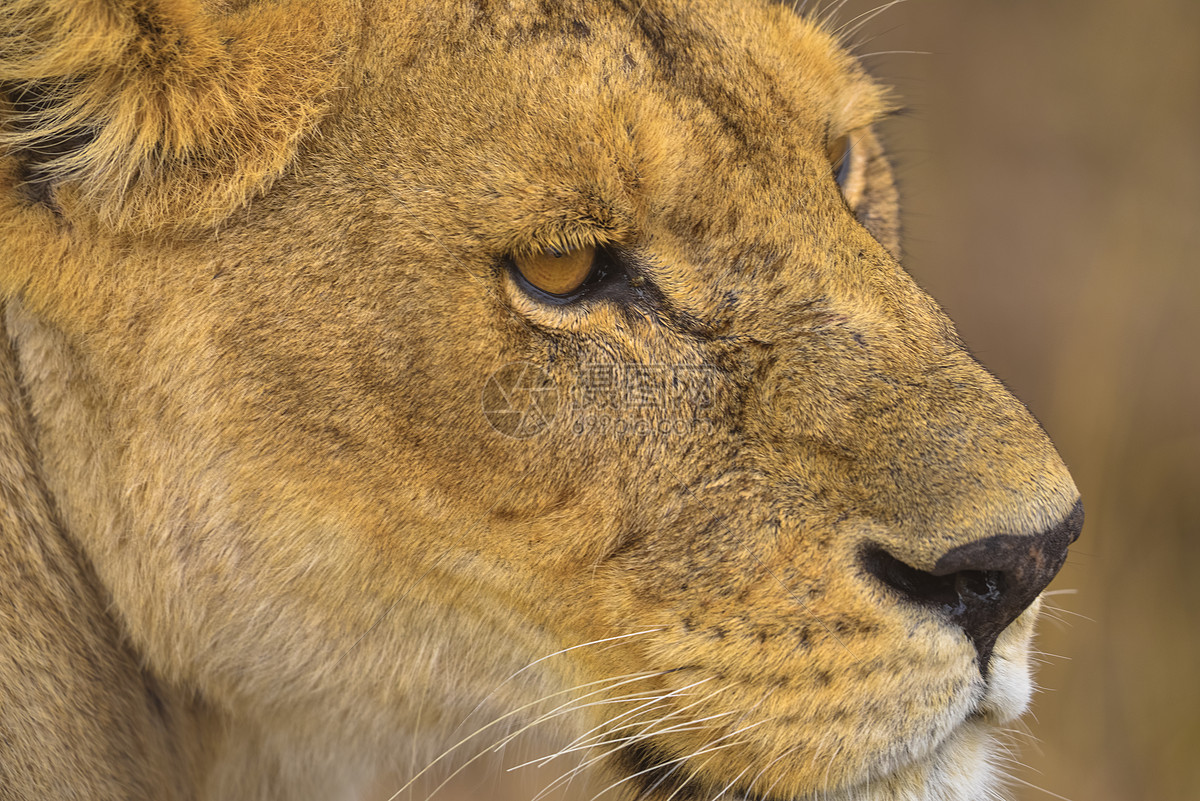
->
[[863, 500, 1084, 674]]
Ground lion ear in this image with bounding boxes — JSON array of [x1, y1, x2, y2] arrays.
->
[[0, 0, 355, 229]]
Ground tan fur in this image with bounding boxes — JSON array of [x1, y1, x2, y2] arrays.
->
[[0, 2, 1080, 800]]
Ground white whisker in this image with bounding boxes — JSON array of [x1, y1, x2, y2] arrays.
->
[[530, 703, 743, 775], [745, 741, 807, 799], [388, 670, 664, 801], [528, 689, 767, 801], [451, 629, 662, 738], [856, 49, 931, 58], [1001, 772, 1075, 801], [509, 629, 664, 681], [835, 0, 908, 40], [585, 739, 749, 801], [526, 679, 725, 769], [713, 762, 755, 800], [522, 696, 744, 800]]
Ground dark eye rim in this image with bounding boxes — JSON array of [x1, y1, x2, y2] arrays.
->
[[506, 245, 622, 305]]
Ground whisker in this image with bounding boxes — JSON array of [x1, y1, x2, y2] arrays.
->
[[530, 695, 768, 801], [713, 762, 755, 800], [1001, 773, 1075, 801], [835, 0, 908, 41], [818, 0, 855, 29], [1040, 605, 1094, 623], [744, 741, 807, 799], [511, 710, 730, 774], [480, 684, 677, 759], [584, 739, 749, 801], [821, 743, 844, 801], [661, 755, 718, 801], [856, 49, 931, 58], [638, 759, 688, 798], [451, 628, 662, 738], [527, 681, 727, 769], [525, 722, 720, 801], [389, 671, 664, 800], [530, 704, 742, 775], [522, 698, 743, 799], [659, 723, 770, 801], [509, 629, 664, 681]]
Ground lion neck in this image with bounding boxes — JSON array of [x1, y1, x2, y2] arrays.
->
[[0, 302, 380, 801]]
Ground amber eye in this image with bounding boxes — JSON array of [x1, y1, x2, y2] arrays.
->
[[513, 246, 597, 296], [826, 133, 851, 187]]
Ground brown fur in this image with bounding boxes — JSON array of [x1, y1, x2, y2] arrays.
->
[[0, 2, 1080, 800]]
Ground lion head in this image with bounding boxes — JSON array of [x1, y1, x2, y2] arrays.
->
[[0, 2, 1080, 800]]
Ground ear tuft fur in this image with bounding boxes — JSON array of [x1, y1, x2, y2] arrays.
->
[[0, 0, 357, 229]]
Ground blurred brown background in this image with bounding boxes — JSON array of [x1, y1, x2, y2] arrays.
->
[[856, 2, 1200, 798], [374, 2, 1200, 800]]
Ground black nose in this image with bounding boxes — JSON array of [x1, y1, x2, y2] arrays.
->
[[863, 499, 1084, 674]]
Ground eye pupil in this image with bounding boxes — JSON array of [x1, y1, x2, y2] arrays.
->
[[513, 246, 597, 296]]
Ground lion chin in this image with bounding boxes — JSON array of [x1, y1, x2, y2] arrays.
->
[[614, 725, 1000, 801], [707, 717, 1000, 801], [840, 728, 1000, 801], [598, 609, 1040, 801]]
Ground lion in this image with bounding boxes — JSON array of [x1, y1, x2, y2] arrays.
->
[[0, 1, 1082, 800]]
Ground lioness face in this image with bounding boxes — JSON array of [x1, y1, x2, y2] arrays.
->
[[1, 1, 1081, 799]]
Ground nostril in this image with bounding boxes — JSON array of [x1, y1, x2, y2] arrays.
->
[[862, 545, 1016, 675], [863, 547, 1004, 620], [952, 569, 1006, 614], [862, 499, 1084, 675], [864, 547, 960, 611]]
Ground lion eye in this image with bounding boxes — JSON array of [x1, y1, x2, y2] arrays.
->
[[513, 246, 597, 296], [827, 133, 851, 187]]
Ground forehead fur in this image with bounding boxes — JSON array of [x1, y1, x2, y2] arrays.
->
[[364, 0, 890, 152], [0, 0, 887, 236], [322, 0, 892, 261]]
